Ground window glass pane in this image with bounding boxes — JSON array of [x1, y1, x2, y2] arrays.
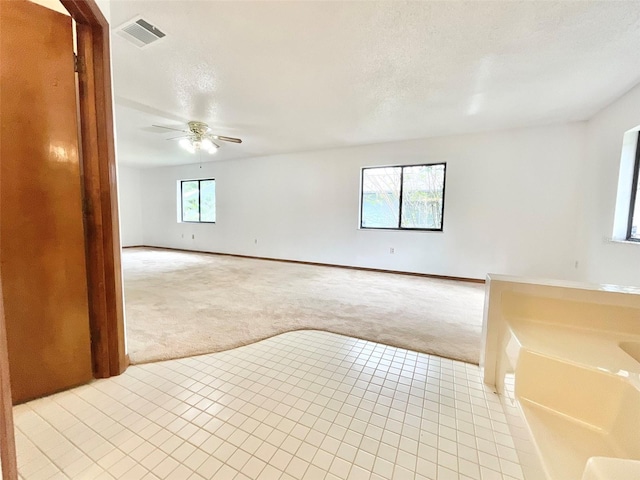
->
[[182, 181, 199, 222], [200, 180, 216, 222], [361, 167, 401, 228], [401, 164, 445, 229]]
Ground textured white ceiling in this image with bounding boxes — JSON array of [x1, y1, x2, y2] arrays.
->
[[111, 1, 640, 167]]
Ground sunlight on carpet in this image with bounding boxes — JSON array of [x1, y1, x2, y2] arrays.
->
[[122, 248, 484, 365]]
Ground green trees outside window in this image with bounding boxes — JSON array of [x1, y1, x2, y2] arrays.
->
[[181, 179, 216, 223], [361, 163, 446, 230]]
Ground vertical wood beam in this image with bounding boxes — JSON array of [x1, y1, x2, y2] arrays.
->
[[0, 276, 18, 480], [76, 23, 111, 377], [63, 0, 127, 377]]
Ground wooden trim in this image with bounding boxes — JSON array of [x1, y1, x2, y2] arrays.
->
[[131, 246, 486, 284], [76, 23, 108, 377], [61, 0, 127, 377], [0, 278, 17, 480], [60, 0, 106, 26], [0, 1, 124, 474]]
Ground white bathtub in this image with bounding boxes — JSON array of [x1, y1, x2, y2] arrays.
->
[[481, 275, 640, 480]]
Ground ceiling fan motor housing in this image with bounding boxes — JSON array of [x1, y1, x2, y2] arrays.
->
[[188, 121, 210, 137]]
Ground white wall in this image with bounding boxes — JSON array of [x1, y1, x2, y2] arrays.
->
[[118, 165, 144, 247], [582, 82, 640, 287], [29, 0, 68, 15], [135, 122, 586, 281], [95, 0, 110, 22]]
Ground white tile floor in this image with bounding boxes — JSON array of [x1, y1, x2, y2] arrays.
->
[[14, 330, 524, 480]]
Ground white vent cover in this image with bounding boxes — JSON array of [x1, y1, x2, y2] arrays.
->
[[115, 17, 166, 48]]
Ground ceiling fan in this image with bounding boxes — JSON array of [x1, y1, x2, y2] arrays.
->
[[152, 121, 242, 155]]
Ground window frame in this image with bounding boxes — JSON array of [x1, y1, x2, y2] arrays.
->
[[627, 135, 640, 241], [359, 162, 447, 232], [180, 178, 216, 224]]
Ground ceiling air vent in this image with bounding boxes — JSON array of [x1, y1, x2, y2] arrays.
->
[[116, 17, 166, 48]]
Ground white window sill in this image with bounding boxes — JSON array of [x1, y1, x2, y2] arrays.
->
[[610, 238, 640, 246]]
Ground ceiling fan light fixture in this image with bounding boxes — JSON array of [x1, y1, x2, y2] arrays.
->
[[159, 121, 242, 153], [179, 137, 196, 154], [179, 136, 220, 155], [201, 138, 213, 151]]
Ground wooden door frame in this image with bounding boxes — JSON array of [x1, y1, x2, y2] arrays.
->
[[60, 0, 127, 378], [0, 276, 17, 480], [0, 1, 125, 476]]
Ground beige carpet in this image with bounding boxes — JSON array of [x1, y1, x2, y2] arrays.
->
[[123, 248, 485, 365]]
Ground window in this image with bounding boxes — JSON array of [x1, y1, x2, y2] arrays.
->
[[181, 179, 216, 223], [360, 163, 446, 230], [628, 135, 640, 241]]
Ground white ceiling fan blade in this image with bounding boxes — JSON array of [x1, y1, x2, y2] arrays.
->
[[165, 135, 190, 140], [152, 124, 189, 133], [213, 135, 242, 144], [203, 135, 221, 149]]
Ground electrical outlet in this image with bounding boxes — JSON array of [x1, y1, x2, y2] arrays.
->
[[574, 260, 579, 269], [255, 238, 258, 244], [192, 234, 195, 239], [390, 247, 395, 254], [181, 234, 184, 238]]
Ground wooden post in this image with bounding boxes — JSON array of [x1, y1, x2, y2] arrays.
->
[[0, 276, 18, 478]]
